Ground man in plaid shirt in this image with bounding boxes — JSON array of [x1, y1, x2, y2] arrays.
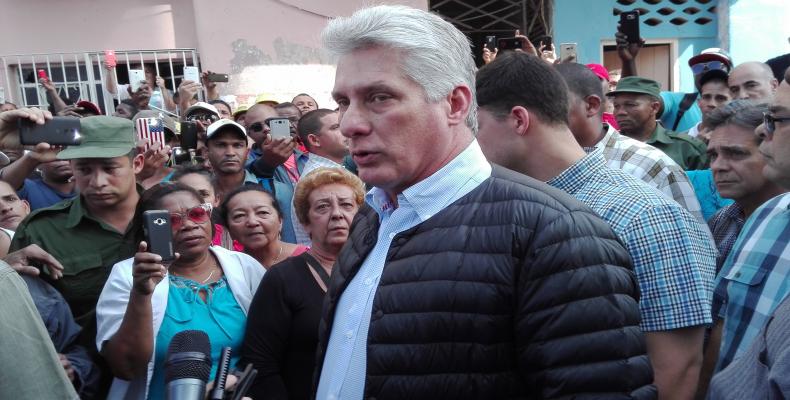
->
[[478, 54, 716, 400], [706, 68, 790, 378], [555, 64, 705, 223]]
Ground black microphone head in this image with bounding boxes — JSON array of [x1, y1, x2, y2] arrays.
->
[[165, 330, 212, 384]]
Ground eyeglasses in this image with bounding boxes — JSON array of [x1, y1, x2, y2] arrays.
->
[[169, 203, 212, 230], [691, 61, 728, 75], [763, 112, 790, 139], [186, 114, 219, 123], [247, 121, 268, 133]]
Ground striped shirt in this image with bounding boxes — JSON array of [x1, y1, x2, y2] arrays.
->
[[714, 193, 790, 371], [588, 125, 704, 223], [548, 149, 716, 331], [316, 140, 492, 400]]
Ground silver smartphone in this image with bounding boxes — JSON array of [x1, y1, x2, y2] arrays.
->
[[559, 43, 578, 61], [267, 117, 291, 139], [183, 66, 199, 83], [129, 69, 146, 92]]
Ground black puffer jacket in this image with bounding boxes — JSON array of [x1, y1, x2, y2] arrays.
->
[[315, 166, 655, 399]]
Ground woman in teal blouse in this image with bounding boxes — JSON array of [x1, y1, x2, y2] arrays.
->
[[96, 183, 265, 399]]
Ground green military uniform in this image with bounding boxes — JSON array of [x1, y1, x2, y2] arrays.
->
[[610, 76, 710, 171], [647, 123, 709, 171], [9, 116, 142, 349], [10, 194, 141, 329]]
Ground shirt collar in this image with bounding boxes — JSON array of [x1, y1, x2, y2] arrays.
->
[[585, 123, 617, 154], [307, 153, 340, 168], [722, 202, 745, 222], [365, 139, 491, 222], [649, 123, 674, 145], [244, 170, 259, 184], [547, 147, 607, 195], [65, 194, 90, 229]]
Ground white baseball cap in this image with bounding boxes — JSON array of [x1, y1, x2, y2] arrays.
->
[[206, 119, 247, 140], [184, 101, 219, 117]]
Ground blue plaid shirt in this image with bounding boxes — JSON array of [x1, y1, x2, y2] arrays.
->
[[714, 193, 790, 371], [315, 140, 492, 400], [548, 149, 716, 332]]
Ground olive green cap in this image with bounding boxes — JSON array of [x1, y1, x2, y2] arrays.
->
[[57, 116, 136, 160], [608, 76, 662, 99]]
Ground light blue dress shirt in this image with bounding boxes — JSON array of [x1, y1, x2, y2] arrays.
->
[[316, 140, 492, 400]]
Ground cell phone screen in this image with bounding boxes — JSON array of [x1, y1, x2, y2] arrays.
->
[[497, 38, 523, 51]]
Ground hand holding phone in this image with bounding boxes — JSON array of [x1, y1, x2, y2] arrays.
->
[[143, 210, 175, 263]]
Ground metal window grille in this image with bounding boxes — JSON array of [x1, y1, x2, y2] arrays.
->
[[0, 48, 200, 116]]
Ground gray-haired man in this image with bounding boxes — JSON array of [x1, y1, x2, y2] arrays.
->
[[314, 5, 654, 399]]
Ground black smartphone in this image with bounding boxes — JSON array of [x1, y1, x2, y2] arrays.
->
[[497, 37, 523, 51], [620, 11, 641, 44], [19, 116, 82, 146], [485, 35, 497, 50], [143, 210, 175, 263], [179, 121, 199, 149], [206, 72, 229, 83]]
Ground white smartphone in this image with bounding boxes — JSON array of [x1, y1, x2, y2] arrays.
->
[[183, 66, 199, 83], [0, 87, 5, 104], [268, 118, 291, 139], [129, 69, 146, 92], [559, 43, 578, 62]]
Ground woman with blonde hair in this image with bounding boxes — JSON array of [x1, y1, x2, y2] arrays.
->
[[240, 167, 365, 400]]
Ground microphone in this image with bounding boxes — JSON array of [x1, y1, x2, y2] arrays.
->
[[165, 330, 212, 400], [210, 347, 232, 400]]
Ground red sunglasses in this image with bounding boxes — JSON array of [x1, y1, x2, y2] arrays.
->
[[169, 204, 211, 230]]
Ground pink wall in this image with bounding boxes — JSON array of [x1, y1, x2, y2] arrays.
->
[[0, 0, 428, 109], [0, 0, 198, 54]]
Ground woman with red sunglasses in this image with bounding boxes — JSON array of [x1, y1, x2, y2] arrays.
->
[[95, 182, 265, 400]]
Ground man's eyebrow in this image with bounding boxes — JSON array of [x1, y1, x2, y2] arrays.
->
[[333, 82, 394, 99], [769, 105, 790, 115]]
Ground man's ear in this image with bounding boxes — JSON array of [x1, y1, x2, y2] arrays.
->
[[132, 153, 145, 174], [307, 133, 321, 149], [511, 106, 531, 136], [585, 95, 602, 118], [446, 85, 473, 127], [650, 99, 662, 116]]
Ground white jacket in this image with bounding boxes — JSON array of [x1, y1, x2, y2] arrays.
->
[[96, 246, 265, 400]]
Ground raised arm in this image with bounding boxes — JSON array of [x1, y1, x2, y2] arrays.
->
[[616, 24, 645, 78], [98, 242, 165, 380]]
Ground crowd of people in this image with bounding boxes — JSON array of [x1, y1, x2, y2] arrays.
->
[[0, 4, 789, 400]]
